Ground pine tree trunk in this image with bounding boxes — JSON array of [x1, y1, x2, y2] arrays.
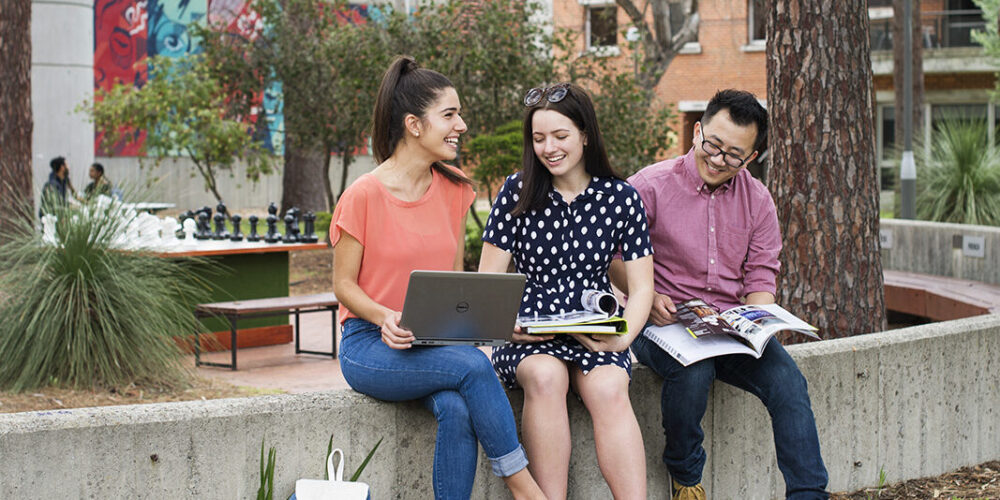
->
[[766, 0, 886, 338], [0, 0, 35, 237]]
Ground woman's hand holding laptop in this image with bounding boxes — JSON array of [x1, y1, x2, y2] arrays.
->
[[379, 310, 415, 350]]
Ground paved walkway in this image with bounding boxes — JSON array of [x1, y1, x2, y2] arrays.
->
[[190, 312, 350, 393], [190, 313, 492, 394]]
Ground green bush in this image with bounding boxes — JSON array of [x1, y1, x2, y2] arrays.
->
[[464, 218, 484, 272], [465, 121, 523, 203], [916, 118, 1000, 225], [0, 200, 210, 391]]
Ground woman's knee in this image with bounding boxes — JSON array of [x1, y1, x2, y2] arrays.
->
[[427, 390, 472, 425], [517, 356, 570, 399], [577, 367, 631, 411]]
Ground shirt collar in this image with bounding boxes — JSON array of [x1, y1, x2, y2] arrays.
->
[[547, 175, 611, 203]]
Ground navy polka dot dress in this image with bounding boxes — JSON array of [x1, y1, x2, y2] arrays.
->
[[483, 172, 654, 388]]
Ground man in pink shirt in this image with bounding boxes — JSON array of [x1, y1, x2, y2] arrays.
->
[[612, 90, 828, 499]]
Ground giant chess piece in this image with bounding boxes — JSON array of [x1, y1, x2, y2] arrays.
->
[[216, 201, 228, 220], [264, 213, 281, 243], [195, 212, 211, 240], [230, 214, 244, 242], [212, 213, 230, 240], [288, 207, 302, 240], [182, 218, 198, 247], [301, 211, 318, 243], [247, 215, 261, 242], [177, 210, 196, 239], [282, 213, 298, 243]]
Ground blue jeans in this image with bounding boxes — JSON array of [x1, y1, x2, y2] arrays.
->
[[632, 333, 829, 499], [339, 318, 529, 500]]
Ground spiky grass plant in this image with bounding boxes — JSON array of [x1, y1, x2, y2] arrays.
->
[[0, 197, 210, 391], [916, 118, 1000, 226]]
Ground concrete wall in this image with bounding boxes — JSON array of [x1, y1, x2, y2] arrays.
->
[[96, 155, 377, 212], [2, 315, 998, 499], [31, 0, 94, 208], [880, 219, 1000, 285]]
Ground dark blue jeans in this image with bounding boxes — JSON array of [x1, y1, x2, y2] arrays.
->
[[632, 333, 829, 499], [340, 318, 529, 500]]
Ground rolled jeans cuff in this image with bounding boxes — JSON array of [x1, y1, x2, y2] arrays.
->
[[490, 444, 529, 477]]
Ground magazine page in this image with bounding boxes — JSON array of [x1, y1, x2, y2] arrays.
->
[[719, 304, 820, 353], [675, 299, 740, 338], [642, 323, 757, 367]]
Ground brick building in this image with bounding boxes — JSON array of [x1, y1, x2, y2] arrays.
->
[[546, 0, 998, 179]]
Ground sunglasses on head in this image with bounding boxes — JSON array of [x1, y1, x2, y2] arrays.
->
[[523, 83, 570, 107]]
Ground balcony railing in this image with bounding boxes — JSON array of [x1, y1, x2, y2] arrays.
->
[[870, 9, 988, 52]]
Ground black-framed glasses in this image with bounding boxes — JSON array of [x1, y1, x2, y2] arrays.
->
[[524, 84, 570, 107], [699, 130, 754, 169]]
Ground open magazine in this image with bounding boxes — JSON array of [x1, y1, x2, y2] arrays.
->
[[517, 289, 627, 335], [641, 299, 819, 366]]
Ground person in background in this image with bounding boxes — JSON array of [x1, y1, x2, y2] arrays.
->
[[83, 163, 113, 200], [330, 55, 545, 500], [40, 156, 76, 216]]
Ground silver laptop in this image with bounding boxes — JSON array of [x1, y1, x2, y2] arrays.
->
[[401, 271, 526, 346]]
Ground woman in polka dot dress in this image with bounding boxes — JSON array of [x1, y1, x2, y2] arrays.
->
[[479, 83, 655, 499]]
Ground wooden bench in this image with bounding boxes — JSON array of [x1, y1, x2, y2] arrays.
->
[[194, 293, 339, 370], [884, 270, 1000, 322]]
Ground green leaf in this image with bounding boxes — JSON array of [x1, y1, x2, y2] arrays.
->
[[349, 437, 383, 482]]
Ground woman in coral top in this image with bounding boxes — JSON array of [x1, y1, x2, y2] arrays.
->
[[330, 56, 545, 500]]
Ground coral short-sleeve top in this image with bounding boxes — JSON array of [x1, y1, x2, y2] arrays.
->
[[330, 166, 475, 323]]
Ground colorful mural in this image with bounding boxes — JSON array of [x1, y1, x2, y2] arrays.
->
[[93, 0, 285, 156]]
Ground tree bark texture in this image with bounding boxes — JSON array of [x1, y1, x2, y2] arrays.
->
[[892, 0, 924, 153], [280, 144, 329, 215], [766, 0, 887, 338], [0, 0, 35, 235]]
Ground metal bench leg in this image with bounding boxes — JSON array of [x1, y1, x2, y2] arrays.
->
[[194, 331, 202, 367], [230, 316, 238, 370], [295, 309, 301, 355]]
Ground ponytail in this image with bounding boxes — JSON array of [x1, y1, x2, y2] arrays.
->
[[370, 55, 472, 187]]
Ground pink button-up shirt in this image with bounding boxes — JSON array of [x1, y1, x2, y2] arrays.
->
[[628, 148, 781, 311]]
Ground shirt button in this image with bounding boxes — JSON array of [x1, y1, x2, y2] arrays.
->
[[707, 287, 713, 291], [711, 195, 715, 200], [710, 227, 715, 232], [710, 259, 715, 264]]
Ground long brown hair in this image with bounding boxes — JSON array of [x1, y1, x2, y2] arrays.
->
[[370, 55, 472, 186], [513, 83, 620, 216]]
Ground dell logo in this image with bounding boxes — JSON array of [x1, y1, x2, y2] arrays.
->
[[456, 301, 470, 313]]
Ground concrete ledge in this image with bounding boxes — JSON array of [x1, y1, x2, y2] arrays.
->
[[2, 315, 999, 498], [881, 219, 1000, 285]]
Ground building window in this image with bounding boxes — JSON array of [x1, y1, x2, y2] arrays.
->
[[586, 5, 618, 50], [748, 0, 766, 43]]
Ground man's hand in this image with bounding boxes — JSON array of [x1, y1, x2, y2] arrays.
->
[[511, 325, 553, 344], [649, 293, 678, 326], [380, 310, 415, 349]]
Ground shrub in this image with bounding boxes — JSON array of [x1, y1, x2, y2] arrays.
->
[[464, 218, 484, 272], [0, 199, 210, 391], [916, 118, 1000, 225]]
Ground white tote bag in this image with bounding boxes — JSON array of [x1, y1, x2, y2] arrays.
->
[[294, 448, 371, 500]]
